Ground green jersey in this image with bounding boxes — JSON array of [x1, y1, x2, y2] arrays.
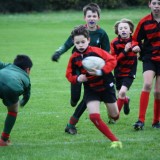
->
[[0, 62, 31, 107], [56, 26, 110, 55]]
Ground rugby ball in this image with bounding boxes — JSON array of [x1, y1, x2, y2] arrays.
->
[[82, 56, 105, 71]]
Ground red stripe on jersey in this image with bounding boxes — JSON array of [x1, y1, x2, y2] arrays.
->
[[110, 37, 137, 78], [132, 14, 160, 61], [66, 46, 116, 91], [120, 59, 135, 65]]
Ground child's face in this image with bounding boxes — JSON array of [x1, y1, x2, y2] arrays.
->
[[84, 10, 99, 31], [118, 22, 131, 39], [73, 35, 90, 53], [149, 0, 160, 17]]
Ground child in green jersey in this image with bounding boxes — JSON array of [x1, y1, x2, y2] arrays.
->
[[0, 54, 33, 146]]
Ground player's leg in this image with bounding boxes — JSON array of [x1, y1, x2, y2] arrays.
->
[[0, 102, 18, 146], [105, 102, 122, 148], [102, 83, 119, 123], [117, 86, 128, 112], [122, 77, 134, 115], [70, 83, 82, 107], [88, 100, 118, 141], [65, 99, 86, 134], [88, 100, 122, 148], [107, 102, 119, 121], [152, 75, 160, 128], [115, 77, 125, 112], [117, 77, 133, 115], [134, 70, 155, 130]]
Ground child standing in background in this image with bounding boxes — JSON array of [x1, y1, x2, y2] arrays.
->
[[132, 0, 160, 130]]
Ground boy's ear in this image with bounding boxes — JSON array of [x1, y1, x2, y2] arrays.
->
[[148, 1, 151, 8], [88, 38, 91, 43], [25, 68, 31, 74]]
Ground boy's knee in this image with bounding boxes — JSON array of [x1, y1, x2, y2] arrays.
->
[[154, 91, 160, 99], [110, 114, 119, 121]]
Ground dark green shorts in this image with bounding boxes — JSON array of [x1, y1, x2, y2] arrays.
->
[[0, 82, 19, 107]]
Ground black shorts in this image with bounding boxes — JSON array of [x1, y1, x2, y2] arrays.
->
[[143, 59, 160, 75], [84, 85, 116, 104], [115, 77, 134, 90]]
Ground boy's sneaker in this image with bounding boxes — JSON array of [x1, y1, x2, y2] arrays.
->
[[152, 122, 160, 129], [0, 139, 11, 146], [108, 114, 116, 124], [133, 120, 144, 130], [108, 118, 116, 124], [110, 141, 122, 149], [65, 125, 77, 135], [123, 98, 130, 115]]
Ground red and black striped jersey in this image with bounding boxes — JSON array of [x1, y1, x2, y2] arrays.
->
[[132, 13, 160, 62], [110, 37, 137, 78], [66, 46, 116, 92]]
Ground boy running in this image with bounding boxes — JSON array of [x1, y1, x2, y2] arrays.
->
[[0, 55, 33, 146], [132, 0, 160, 130], [66, 25, 122, 148], [52, 3, 110, 134], [110, 18, 137, 116]]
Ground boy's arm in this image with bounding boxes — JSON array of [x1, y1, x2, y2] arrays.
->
[[110, 40, 125, 62], [66, 56, 78, 84], [20, 85, 31, 107], [98, 49, 117, 74], [51, 36, 74, 62], [101, 32, 110, 52], [132, 20, 145, 50]]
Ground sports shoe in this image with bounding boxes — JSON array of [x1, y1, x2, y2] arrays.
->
[[123, 97, 130, 115], [110, 141, 122, 149], [133, 120, 144, 130], [0, 139, 11, 146], [108, 118, 116, 124], [65, 125, 77, 135], [152, 122, 160, 128], [108, 114, 116, 124]]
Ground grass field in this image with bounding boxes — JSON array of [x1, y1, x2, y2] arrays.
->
[[0, 7, 159, 160]]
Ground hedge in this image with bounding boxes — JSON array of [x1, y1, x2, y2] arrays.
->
[[0, 0, 148, 13]]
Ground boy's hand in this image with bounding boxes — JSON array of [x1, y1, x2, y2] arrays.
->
[[77, 74, 88, 82], [124, 42, 131, 52], [19, 100, 24, 108], [87, 68, 102, 76], [132, 46, 141, 53], [51, 51, 60, 62]]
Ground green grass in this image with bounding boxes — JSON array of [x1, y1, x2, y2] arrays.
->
[[0, 7, 159, 160]]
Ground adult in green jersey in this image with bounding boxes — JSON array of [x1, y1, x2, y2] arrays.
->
[[0, 55, 33, 146], [51, 3, 110, 134]]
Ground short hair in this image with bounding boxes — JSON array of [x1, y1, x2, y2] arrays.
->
[[71, 25, 89, 40], [114, 18, 134, 35], [83, 3, 101, 17], [149, 0, 160, 2], [13, 54, 33, 70]]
